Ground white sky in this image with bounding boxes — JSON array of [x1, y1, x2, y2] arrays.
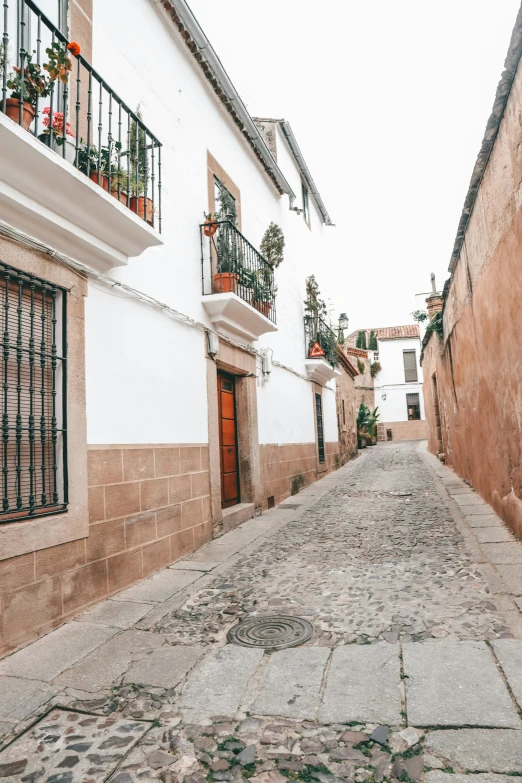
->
[[189, 0, 521, 330]]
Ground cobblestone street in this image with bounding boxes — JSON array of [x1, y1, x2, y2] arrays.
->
[[3, 441, 522, 781]]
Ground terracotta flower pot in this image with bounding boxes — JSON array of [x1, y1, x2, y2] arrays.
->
[[256, 301, 272, 318], [130, 196, 154, 226], [111, 189, 128, 205], [4, 98, 35, 131], [214, 272, 238, 294], [89, 171, 109, 192], [204, 220, 218, 237]]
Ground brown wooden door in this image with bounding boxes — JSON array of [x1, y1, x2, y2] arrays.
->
[[218, 372, 240, 508]]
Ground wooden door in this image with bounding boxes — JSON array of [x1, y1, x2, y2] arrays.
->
[[218, 372, 240, 508]]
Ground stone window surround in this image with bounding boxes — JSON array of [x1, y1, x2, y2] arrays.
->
[[0, 237, 88, 562]]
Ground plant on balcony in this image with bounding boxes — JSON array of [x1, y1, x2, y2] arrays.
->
[[43, 41, 80, 85], [203, 212, 219, 237], [5, 52, 51, 130], [252, 268, 277, 318], [128, 105, 153, 224], [214, 224, 245, 294], [37, 107, 76, 162], [260, 222, 284, 267]]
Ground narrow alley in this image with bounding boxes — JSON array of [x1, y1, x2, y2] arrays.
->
[[2, 442, 522, 780]]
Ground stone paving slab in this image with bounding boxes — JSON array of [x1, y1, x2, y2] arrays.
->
[[0, 676, 53, 720], [492, 640, 522, 706], [424, 729, 522, 772], [170, 560, 220, 572], [180, 645, 264, 716], [111, 568, 201, 603], [481, 543, 522, 564], [54, 629, 165, 691], [466, 515, 504, 528], [475, 528, 515, 543], [495, 565, 522, 595], [318, 643, 401, 724], [0, 708, 150, 781], [454, 495, 484, 507], [252, 646, 330, 720], [124, 645, 203, 688], [0, 621, 117, 682], [425, 774, 517, 783], [74, 598, 155, 628], [461, 506, 500, 517], [403, 641, 520, 727]]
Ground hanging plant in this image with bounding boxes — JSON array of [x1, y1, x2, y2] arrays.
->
[[260, 222, 285, 267], [357, 358, 365, 374], [370, 361, 381, 378]]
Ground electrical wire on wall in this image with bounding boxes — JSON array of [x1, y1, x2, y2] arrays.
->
[[0, 221, 327, 388]]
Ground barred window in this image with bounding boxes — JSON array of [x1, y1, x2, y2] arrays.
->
[[315, 393, 325, 463], [407, 392, 421, 421], [0, 263, 67, 523], [403, 349, 418, 382]]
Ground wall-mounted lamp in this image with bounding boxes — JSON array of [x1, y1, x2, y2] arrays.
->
[[381, 392, 387, 401], [337, 312, 349, 343]]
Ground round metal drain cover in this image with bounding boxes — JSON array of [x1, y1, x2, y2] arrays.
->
[[227, 615, 313, 649]]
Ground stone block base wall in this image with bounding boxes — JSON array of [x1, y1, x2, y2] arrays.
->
[[0, 444, 211, 659], [377, 420, 427, 442], [260, 442, 340, 510]]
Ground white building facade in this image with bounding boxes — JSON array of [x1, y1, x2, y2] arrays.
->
[[346, 326, 426, 442], [0, 0, 349, 656]]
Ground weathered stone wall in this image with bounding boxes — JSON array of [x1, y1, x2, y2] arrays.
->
[[422, 37, 522, 541], [260, 442, 340, 510], [335, 361, 358, 464]]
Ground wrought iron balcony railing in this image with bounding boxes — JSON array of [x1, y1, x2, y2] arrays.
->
[[304, 314, 339, 368], [1, 0, 162, 230], [200, 220, 277, 324]]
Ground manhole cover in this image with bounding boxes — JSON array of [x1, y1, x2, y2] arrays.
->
[[227, 615, 313, 649]]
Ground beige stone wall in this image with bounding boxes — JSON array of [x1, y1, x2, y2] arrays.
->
[[422, 51, 522, 542], [336, 366, 358, 464], [260, 441, 340, 510], [377, 420, 427, 442], [0, 443, 211, 658]]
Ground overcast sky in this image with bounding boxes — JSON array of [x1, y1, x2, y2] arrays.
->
[[189, 0, 521, 330]]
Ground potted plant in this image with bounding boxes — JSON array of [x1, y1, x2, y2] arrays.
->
[[5, 52, 51, 130], [203, 212, 219, 237], [110, 169, 129, 204], [252, 268, 277, 317], [128, 106, 154, 226], [77, 141, 123, 193], [214, 250, 240, 293], [38, 107, 76, 163], [43, 40, 79, 84]]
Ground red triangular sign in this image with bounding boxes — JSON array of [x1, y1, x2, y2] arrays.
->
[[309, 341, 325, 357]]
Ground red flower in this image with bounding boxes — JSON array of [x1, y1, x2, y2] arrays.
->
[[67, 42, 80, 56]]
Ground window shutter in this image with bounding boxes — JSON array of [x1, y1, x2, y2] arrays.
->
[[406, 393, 420, 406], [403, 350, 418, 382]]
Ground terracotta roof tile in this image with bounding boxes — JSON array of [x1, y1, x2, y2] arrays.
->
[[346, 325, 419, 342]]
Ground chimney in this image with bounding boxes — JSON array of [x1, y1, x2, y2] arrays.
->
[[426, 273, 443, 317]]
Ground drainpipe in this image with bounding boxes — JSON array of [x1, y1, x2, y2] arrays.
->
[[167, 0, 297, 209]]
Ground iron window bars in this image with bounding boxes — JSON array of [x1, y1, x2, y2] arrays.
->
[[1, 0, 162, 231], [315, 393, 325, 463], [0, 260, 67, 523], [200, 220, 277, 325], [304, 315, 338, 368]]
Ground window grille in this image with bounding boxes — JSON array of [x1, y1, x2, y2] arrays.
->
[[315, 393, 325, 463], [407, 392, 421, 421], [403, 350, 418, 382], [0, 262, 67, 523]]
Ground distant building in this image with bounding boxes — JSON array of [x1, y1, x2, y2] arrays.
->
[[345, 326, 426, 441]]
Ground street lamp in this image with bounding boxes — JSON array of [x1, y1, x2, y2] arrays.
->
[[338, 313, 349, 343]]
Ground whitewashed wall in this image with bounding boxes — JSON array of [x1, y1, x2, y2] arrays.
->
[[86, 0, 337, 451], [374, 337, 424, 422]]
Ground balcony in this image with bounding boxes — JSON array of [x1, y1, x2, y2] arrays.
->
[[0, 0, 163, 271], [304, 315, 341, 384], [200, 220, 278, 343]]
